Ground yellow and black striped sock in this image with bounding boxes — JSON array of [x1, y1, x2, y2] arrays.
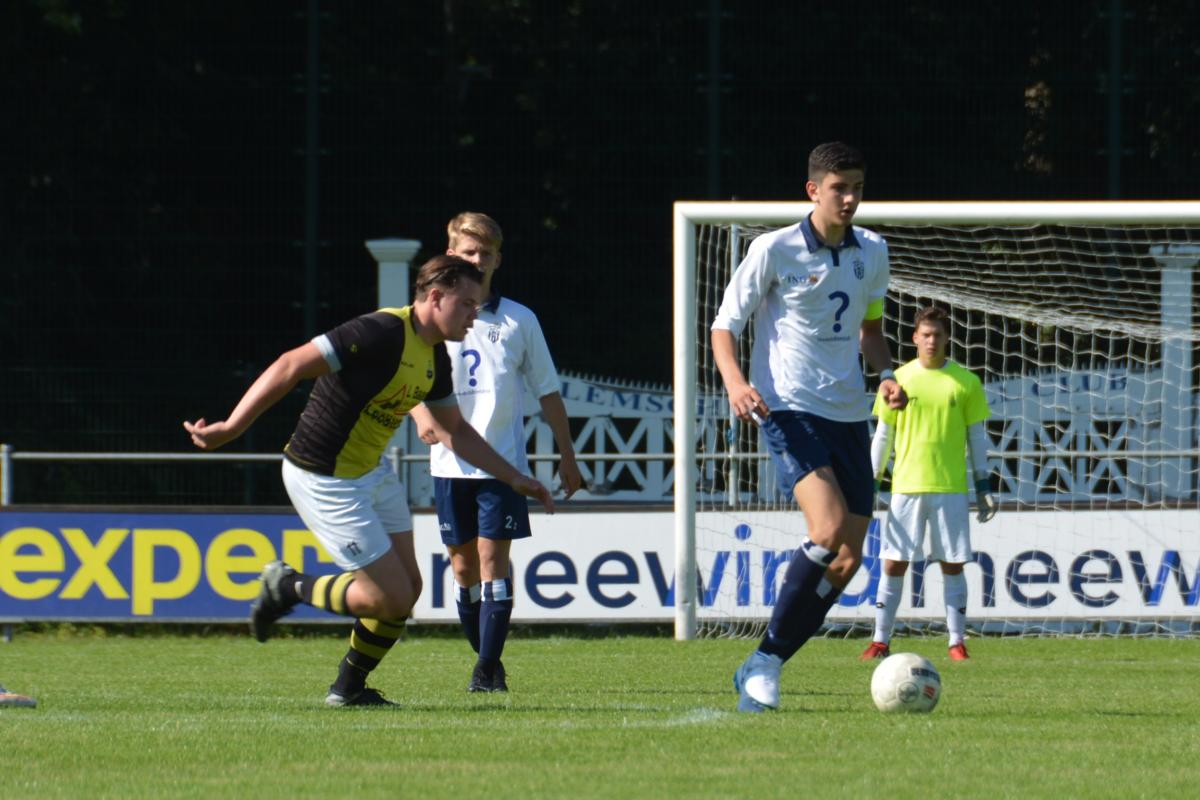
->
[[332, 617, 407, 694], [299, 572, 356, 617]]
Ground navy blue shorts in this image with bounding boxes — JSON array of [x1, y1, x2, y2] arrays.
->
[[433, 477, 533, 546], [758, 411, 875, 517]]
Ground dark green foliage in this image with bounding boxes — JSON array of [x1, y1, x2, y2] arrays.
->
[[2, 1, 1198, 502]]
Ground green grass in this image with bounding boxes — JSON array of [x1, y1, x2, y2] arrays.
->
[[1, 631, 1198, 799]]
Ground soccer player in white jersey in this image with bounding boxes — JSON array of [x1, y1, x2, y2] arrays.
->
[[712, 142, 907, 712], [862, 306, 997, 662], [410, 212, 582, 692]]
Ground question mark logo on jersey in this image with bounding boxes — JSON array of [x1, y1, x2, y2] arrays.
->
[[461, 349, 481, 386], [828, 291, 850, 333]]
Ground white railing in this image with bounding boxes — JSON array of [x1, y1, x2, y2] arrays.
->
[[0, 442, 675, 507]]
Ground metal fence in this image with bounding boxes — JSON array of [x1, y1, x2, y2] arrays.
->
[[0, 444, 677, 508]]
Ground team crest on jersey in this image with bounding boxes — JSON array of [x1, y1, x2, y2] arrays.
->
[[487, 324, 501, 343], [853, 259, 865, 279]]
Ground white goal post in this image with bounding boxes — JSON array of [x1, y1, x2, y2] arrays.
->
[[673, 201, 1200, 641]]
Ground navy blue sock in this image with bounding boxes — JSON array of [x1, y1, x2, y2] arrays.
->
[[456, 583, 482, 654], [787, 580, 843, 652], [478, 578, 513, 667], [759, 538, 839, 662]]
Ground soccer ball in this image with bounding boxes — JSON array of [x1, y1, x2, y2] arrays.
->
[[870, 652, 941, 713]]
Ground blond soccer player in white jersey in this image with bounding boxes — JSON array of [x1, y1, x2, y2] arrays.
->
[[712, 142, 907, 713], [862, 306, 997, 663], [410, 212, 582, 693]]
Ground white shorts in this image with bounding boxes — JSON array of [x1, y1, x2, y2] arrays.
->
[[281, 458, 412, 571], [881, 493, 972, 564]]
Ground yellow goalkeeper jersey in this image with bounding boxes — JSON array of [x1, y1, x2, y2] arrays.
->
[[873, 359, 989, 493]]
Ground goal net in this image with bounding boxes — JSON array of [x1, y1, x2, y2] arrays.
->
[[672, 202, 1200, 640]]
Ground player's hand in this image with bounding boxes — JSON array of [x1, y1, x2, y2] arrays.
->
[[182, 418, 238, 451], [416, 420, 440, 446], [512, 475, 555, 514], [557, 452, 583, 500], [975, 478, 998, 523], [879, 379, 908, 410], [729, 383, 769, 424]]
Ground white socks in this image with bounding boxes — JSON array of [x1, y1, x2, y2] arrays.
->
[[872, 575, 904, 643], [944, 571, 968, 646]]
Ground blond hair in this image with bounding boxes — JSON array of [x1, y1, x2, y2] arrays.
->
[[447, 211, 503, 250]]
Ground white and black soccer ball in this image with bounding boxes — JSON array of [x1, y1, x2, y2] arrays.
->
[[870, 652, 941, 713]]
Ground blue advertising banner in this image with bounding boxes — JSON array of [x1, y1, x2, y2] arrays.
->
[[4, 508, 1195, 624], [0, 510, 339, 621]]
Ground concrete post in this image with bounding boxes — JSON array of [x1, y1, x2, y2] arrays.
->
[[364, 238, 433, 505]]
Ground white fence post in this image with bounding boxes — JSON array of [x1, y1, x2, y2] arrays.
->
[[1152, 245, 1199, 499], [1, 443, 12, 506]]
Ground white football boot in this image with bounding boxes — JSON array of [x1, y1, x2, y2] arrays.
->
[[733, 650, 783, 712]]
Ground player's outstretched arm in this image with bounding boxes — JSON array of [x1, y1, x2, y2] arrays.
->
[[183, 343, 329, 451], [428, 403, 555, 513], [538, 392, 582, 499]]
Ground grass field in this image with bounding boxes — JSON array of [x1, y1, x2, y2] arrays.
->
[[1, 629, 1198, 799]]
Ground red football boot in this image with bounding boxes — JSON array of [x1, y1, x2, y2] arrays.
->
[[859, 641, 891, 661]]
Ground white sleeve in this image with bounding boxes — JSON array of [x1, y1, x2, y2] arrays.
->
[[518, 311, 560, 398], [967, 421, 991, 481], [871, 420, 895, 480], [711, 236, 773, 336], [312, 334, 340, 372]]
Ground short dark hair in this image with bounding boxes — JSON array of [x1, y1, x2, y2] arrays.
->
[[414, 254, 482, 299], [913, 306, 950, 333], [808, 142, 866, 181]]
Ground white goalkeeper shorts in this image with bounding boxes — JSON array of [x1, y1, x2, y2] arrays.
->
[[880, 492, 972, 564], [282, 458, 412, 571]]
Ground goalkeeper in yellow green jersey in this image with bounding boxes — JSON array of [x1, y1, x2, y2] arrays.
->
[[862, 306, 997, 662]]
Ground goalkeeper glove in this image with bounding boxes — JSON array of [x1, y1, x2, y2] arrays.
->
[[975, 478, 998, 523]]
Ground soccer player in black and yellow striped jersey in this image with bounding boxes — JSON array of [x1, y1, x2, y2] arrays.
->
[[184, 255, 554, 706]]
